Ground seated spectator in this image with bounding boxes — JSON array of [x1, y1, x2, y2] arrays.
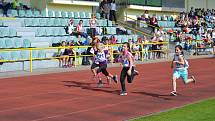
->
[[68, 19, 74, 35], [109, 35, 116, 44], [76, 20, 88, 38]]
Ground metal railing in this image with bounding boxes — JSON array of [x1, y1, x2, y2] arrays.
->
[[0, 42, 169, 72]]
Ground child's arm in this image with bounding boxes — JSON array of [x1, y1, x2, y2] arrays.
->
[[175, 56, 185, 65]]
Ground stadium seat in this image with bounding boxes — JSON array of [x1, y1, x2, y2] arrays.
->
[[54, 19, 61, 26], [85, 12, 91, 19], [5, 39, 14, 48], [18, 10, 26, 17], [68, 12, 74, 18], [39, 19, 47, 26], [74, 12, 80, 18], [9, 28, 14, 37], [108, 20, 112, 27], [32, 18, 40, 26], [33, 10, 40, 17], [2, 28, 10, 37], [61, 11, 67, 18], [0, 52, 11, 61], [32, 50, 39, 59], [24, 19, 33, 27], [23, 39, 31, 48], [20, 50, 30, 60], [38, 50, 46, 59], [55, 11, 61, 18], [11, 10, 18, 17], [47, 18, 55, 26], [41, 10, 47, 17], [14, 39, 22, 48], [48, 10, 54, 17], [11, 51, 20, 60], [0, 39, 6, 48], [96, 13, 100, 19], [79, 12, 85, 18], [36, 28, 46, 37], [26, 10, 33, 17]]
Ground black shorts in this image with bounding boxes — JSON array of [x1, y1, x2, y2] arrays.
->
[[91, 63, 109, 76], [91, 63, 99, 69]]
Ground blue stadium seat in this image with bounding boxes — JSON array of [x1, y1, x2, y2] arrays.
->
[[33, 10, 40, 17], [54, 19, 61, 26], [32, 18, 40, 26], [32, 50, 39, 59], [36, 28, 46, 37], [14, 39, 22, 48], [85, 12, 91, 19], [9, 28, 17, 37], [26, 10, 33, 17], [68, 12, 74, 18], [24, 19, 33, 27], [47, 18, 55, 26], [74, 12, 80, 18], [39, 19, 47, 26], [11, 51, 20, 60], [18, 10, 26, 17], [61, 11, 67, 18], [55, 11, 61, 18], [48, 10, 54, 17], [23, 39, 31, 48], [11, 10, 18, 17], [20, 50, 30, 60], [38, 50, 46, 59], [0, 39, 6, 48], [41, 10, 47, 17], [96, 13, 100, 19], [5, 39, 14, 48], [0, 52, 11, 61], [79, 12, 85, 18]]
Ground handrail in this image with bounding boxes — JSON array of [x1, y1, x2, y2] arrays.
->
[[126, 16, 160, 29], [117, 19, 154, 37], [0, 42, 170, 72]]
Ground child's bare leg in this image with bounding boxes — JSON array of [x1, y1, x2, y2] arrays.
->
[[172, 76, 177, 92], [185, 76, 196, 84]]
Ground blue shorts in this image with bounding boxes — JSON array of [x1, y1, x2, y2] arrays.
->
[[173, 69, 188, 83]]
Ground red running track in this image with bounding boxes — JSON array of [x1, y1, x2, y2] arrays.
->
[[0, 58, 214, 121]]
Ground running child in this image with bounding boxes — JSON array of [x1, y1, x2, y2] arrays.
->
[[91, 43, 118, 87], [119, 42, 139, 96], [171, 45, 196, 96]]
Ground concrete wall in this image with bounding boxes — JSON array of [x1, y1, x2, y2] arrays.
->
[[185, 0, 215, 12], [47, 3, 93, 12]]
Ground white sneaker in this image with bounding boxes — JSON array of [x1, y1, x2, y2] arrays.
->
[[120, 92, 128, 96]]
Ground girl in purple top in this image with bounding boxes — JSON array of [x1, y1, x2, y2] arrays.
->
[[91, 43, 118, 87]]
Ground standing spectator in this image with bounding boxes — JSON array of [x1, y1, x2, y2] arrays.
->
[[109, 0, 117, 23], [99, 0, 110, 19], [12, 0, 20, 10], [150, 14, 159, 32], [0, 0, 11, 17], [89, 14, 97, 38]]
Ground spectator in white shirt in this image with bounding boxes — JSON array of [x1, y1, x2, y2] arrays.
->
[[109, 0, 117, 23]]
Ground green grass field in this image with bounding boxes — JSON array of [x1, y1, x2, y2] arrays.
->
[[132, 98, 215, 121]]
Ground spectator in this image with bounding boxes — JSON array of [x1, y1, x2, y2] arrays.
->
[[12, 0, 21, 10], [109, 0, 117, 23], [99, 0, 110, 19], [150, 14, 159, 32], [0, 0, 11, 17], [89, 14, 97, 38], [77, 20, 88, 38], [68, 19, 74, 35]]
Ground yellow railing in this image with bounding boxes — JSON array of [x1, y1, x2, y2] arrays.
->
[[0, 42, 170, 72]]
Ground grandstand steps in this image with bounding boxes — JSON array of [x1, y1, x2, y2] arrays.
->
[[4, 20, 22, 27], [17, 31, 35, 37]]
